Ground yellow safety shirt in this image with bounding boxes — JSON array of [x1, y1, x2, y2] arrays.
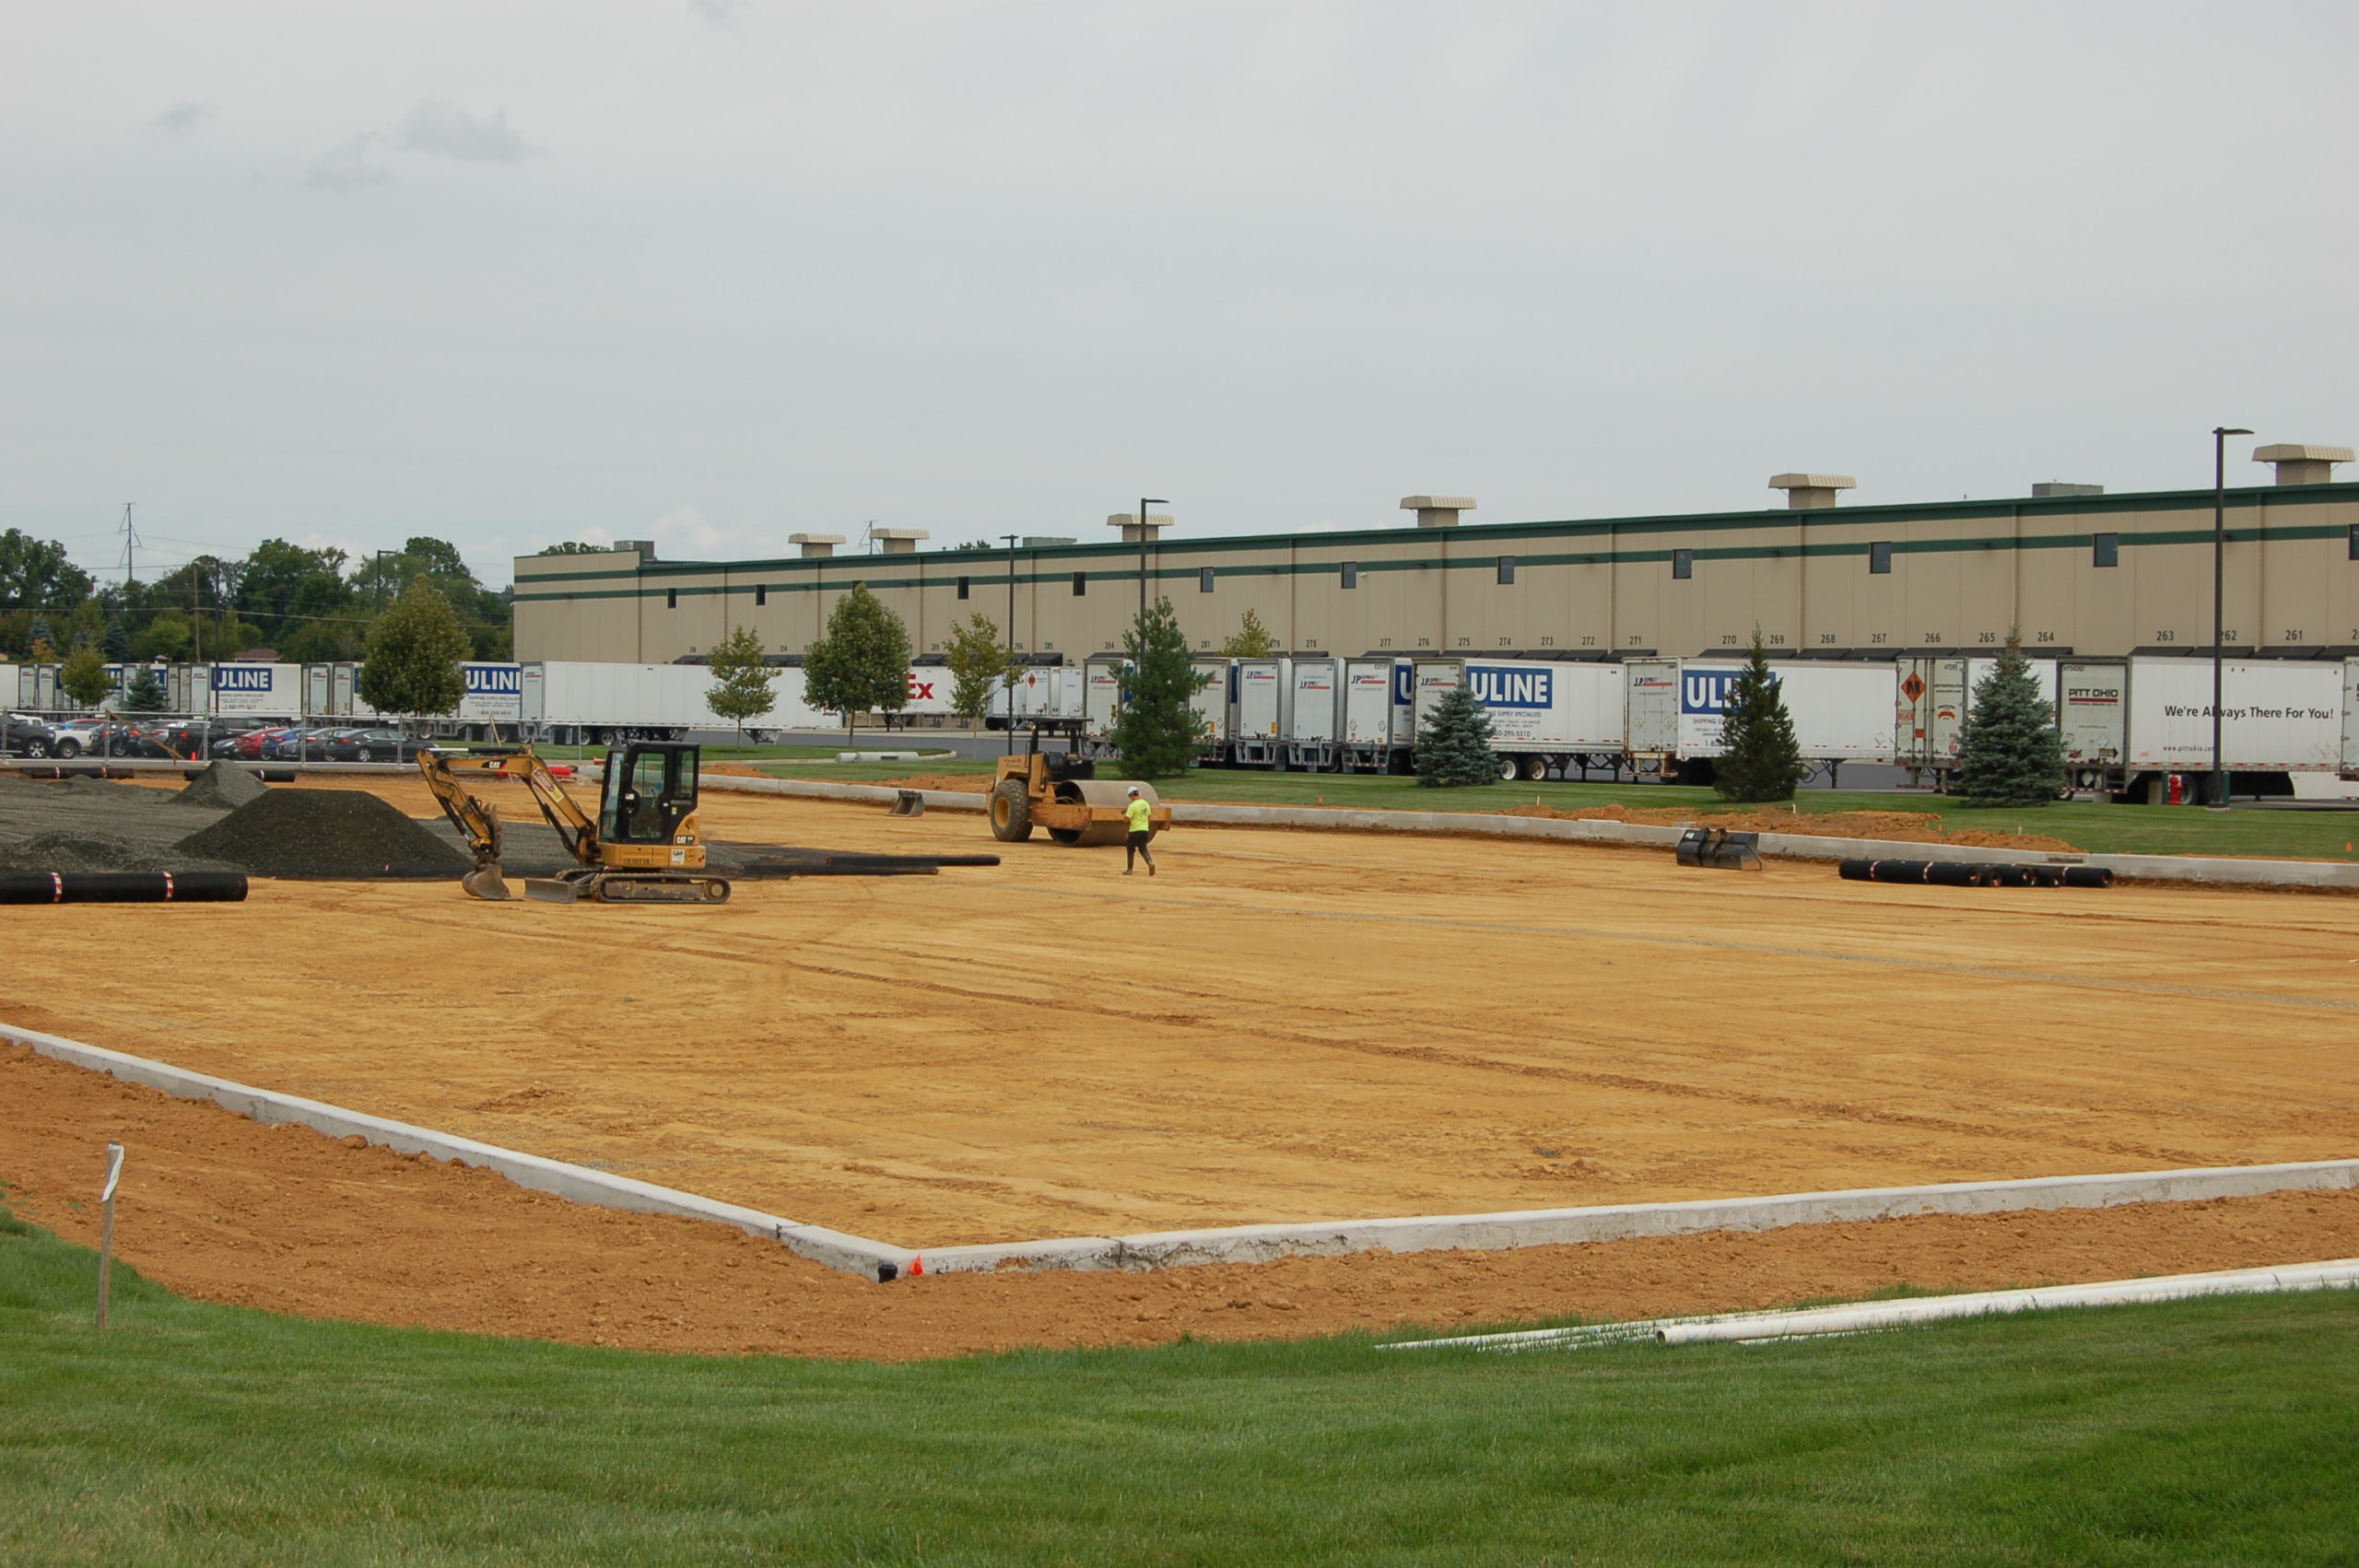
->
[[1124, 798, 1152, 833]]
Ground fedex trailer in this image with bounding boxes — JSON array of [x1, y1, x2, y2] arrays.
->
[[1623, 658, 1895, 783], [1341, 656, 1414, 773], [2058, 656, 2353, 802], [1233, 658, 1293, 766], [1285, 657, 1345, 770], [1411, 658, 1626, 781]]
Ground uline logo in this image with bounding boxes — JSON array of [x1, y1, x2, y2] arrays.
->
[[465, 666, 522, 695], [1681, 669, 1778, 715], [212, 666, 275, 692], [1468, 666, 1553, 708]]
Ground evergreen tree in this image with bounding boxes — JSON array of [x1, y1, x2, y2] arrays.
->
[[1221, 608, 1280, 658], [803, 583, 911, 739], [102, 615, 131, 661], [1954, 634, 2066, 808], [358, 577, 469, 722], [1714, 635, 1807, 802], [28, 614, 54, 661], [123, 667, 168, 713], [58, 644, 113, 708], [1109, 597, 1211, 780], [1414, 684, 1500, 788], [703, 625, 778, 741], [942, 612, 1018, 724]]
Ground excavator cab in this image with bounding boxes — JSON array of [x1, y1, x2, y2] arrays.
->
[[600, 742, 701, 847]]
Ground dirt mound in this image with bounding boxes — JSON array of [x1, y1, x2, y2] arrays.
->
[[1496, 802, 2078, 852], [173, 789, 467, 877], [879, 774, 992, 794], [175, 761, 269, 811], [0, 830, 176, 873]]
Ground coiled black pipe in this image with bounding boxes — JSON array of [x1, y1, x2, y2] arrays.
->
[[0, 872, 249, 905], [1837, 858, 2109, 890]]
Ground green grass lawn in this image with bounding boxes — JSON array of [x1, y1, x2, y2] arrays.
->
[[6, 1201, 2357, 1565], [531, 742, 947, 763], [748, 758, 2359, 861]]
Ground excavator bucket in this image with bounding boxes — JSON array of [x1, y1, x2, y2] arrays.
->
[[887, 790, 925, 817], [460, 863, 512, 900]]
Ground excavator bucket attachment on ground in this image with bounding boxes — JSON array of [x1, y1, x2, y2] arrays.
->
[[461, 864, 513, 900], [888, 790, 925, 816], [1674, 826, 1763, 871]]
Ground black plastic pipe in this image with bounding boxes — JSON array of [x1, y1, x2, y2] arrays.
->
[[0, 872, 249, 905]]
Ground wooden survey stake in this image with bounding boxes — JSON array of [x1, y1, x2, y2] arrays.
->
[[96, 1141, 123, 1330]]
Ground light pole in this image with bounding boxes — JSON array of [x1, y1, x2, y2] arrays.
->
[[1136, 497, 1167, 618], [1002, 533, 1019, 755], [2209, 427, 2253, 811]]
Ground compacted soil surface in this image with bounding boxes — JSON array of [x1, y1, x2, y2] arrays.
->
[[4, 785, 2355, 1250], [7, 1045, 2358, 1362]]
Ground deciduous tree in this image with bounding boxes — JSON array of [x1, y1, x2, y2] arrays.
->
[[803, 584, 911, 740], [703, 625, 779, 741], [358, 577, 469, 722]]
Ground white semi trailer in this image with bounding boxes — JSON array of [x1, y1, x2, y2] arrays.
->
[[1410, 658, 1627, 781], [1341, 656, 1414, 772], [1285, 657, 1345, 770], [2057, 656, 2357, 802], [1623, 658, 1896, 783], [1191, 658, 1236, 764], [1232, 657, 1292, 766], [1893, 655, 2061, 781]]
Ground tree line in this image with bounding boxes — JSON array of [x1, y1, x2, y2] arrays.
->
[[0, 527, 513, 669]]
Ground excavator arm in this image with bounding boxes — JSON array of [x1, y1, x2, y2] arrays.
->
[[417, 747, 604, 900]]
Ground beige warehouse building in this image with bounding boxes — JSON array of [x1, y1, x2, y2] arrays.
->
[[514, 451, 2359, 668]]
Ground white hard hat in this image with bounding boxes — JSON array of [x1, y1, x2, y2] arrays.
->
[[1127, 786, 1141, 795]]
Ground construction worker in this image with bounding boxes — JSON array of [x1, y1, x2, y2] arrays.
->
[[1122, 786, 1156, 876]]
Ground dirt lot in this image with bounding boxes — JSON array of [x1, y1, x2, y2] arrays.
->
[[6, 779, 2356, 1256], [8, 1044, 2359, 1360]]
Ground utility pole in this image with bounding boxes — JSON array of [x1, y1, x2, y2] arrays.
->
[[1136, 497, 1167, 618], [119, 504, 139, 585], [2209, 426, 2253, 811]]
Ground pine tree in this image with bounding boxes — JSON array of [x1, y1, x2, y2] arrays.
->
[[1415, 684, 1500, 788], [123, 667, 168, 713], [943, 612, 1019, 724], [1954, 634, 2065, 808], [28, 614, 54, 661], [1109, 597, 1211, 780], [803, 583, 911, 740], [358, 576, 469, 722], [703, 625, 778, 741], [1714, 635, 1807, 802], [1221, 608, 1280, 658], [102, 615, 131, 661]]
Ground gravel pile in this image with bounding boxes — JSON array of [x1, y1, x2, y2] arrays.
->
[[175, 761, 270, 811], [0, 830, 180, 873], [175, 790, 468, 878]]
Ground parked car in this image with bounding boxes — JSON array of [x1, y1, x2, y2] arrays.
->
[[2, 714, 59, 757], [264, 726, 362, 761], [322, 728, 429, 763], [209, 724, 296, 759]]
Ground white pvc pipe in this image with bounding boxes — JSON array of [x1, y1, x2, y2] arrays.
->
[[1380, 1259, 2359, 1355]]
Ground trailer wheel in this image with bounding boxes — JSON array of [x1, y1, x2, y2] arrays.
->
[[990, 780, 1035, 842], [1520, 755, 1549, 782], [1496, 754, 1520, 781]]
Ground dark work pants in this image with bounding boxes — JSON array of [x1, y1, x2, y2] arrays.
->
[[1126, 831, 1154, 870]]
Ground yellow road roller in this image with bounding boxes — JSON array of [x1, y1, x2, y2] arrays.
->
[[989, 745, 1170, 846]]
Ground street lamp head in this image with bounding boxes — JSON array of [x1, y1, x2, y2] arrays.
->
[[2215, 427, 2253, 438]]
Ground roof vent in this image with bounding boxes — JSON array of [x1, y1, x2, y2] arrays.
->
[[789, 532, 844, 558], [614, 539, 657, 559], [869, 528, 931, 555], [1768, 474, 1855, 509], [1400, 496, 1475, 528], [2254, 443, 2353, 486], [2032, 482, 2105, 498], [1022, 535, 1077, 547], [1107, 512, 1173, 542]]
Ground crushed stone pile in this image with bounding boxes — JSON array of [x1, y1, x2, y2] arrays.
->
[[0, 830, 178, 873], [174, 789, 468, 878], [175, 761, 270, 811]]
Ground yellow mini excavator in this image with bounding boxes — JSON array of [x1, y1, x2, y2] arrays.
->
[[417, 742, 731, 904]]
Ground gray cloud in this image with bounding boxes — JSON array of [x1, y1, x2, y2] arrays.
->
[[303, 133, 391, 191], [393, 98, 532, 162], [148, 99, 206, 134]]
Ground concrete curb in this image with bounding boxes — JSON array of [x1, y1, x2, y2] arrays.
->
[[12, 1020, 2358, 1283], [0, 1022, 915, 1282], [699, 774, 2359, 889]]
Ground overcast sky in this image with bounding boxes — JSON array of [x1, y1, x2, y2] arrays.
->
[[5, 1, 2353, 590]]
